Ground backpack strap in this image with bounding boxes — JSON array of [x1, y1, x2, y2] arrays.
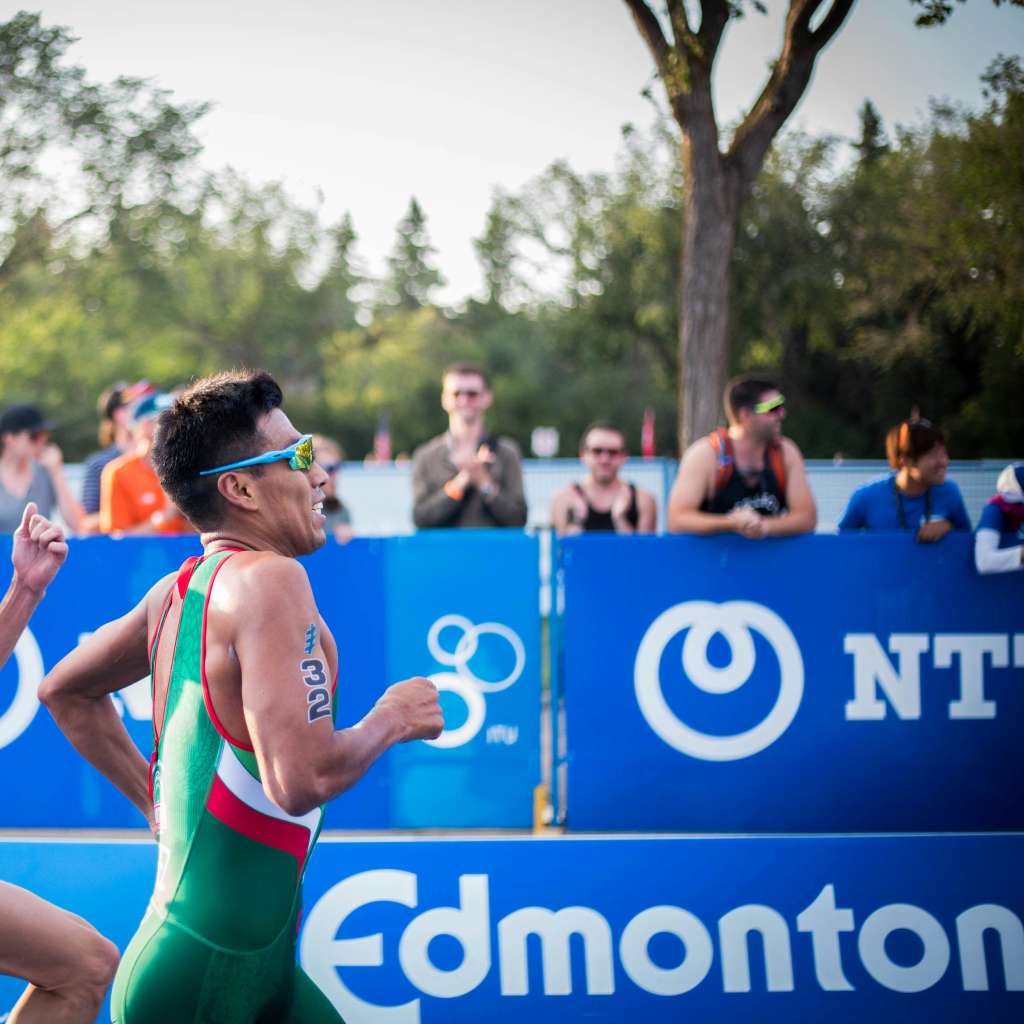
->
[[709, 428, 734, 495], [767, 441, 787, 496]]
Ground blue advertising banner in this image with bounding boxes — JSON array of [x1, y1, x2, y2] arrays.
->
[[0, 532, 540, 829], [562, 533, 1024, 832], [0, 834, 1021, 1022], [383, 531, 541, 828], [0, 535, 200, 827]]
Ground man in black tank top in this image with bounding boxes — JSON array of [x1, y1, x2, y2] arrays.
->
[[667, 375, 817, 539], [551, 423, 657, 535]]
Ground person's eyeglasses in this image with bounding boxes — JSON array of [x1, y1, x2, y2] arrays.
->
[[449, 389, 482, 399], [198, 435, 315, 477], [753, 394, 786, 414], [29, 431, 49, 442], [586, 446, 625, 457], [320, 460, 343, 475]]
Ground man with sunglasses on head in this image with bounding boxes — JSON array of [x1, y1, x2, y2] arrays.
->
[[668, 375, 817, 538], [41, 370, 443, 1023], [412, 362, 527, 529], [551, 422, 657, 536]]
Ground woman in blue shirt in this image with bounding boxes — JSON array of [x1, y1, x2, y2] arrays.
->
[[838, 418, 970, 541], [975, 463, 1024, 573]]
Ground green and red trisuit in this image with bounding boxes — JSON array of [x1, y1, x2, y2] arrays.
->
[[112, 550, 344, 1023]]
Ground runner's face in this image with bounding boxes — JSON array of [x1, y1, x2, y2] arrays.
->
[[581, 428, 627, 484], [253, 410, 329, 556]]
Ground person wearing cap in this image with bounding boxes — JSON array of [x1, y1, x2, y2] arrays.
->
[[668, 374, 817, 538], [100, 392, 192, 535], [79, 381, 154, 533], [838, 417, 970, 541], [975, 464, 1024, 573], [0, 403, 84, 534]]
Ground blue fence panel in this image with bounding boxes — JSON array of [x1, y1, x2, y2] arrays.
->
[[0, 535, 201, 827], [562, 533, 1024, 832], [0, 532, 540, 829], [304, 538, 391, 829], [384, 531, 541, 828], [1, 834, 1021, 1021]]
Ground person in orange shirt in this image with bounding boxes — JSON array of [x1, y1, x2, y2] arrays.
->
[[100, 393, 192, 535]]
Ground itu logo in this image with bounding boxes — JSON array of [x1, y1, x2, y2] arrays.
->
[[633, 600, 804, 761], [426, 614, 525, 749]]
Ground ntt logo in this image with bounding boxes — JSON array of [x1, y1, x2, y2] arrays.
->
[[634, 600, 804, 760], [299, 870, 1024, 1021]]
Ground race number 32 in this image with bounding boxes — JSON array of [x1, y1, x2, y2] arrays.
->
[[300, 658, 331, 723]]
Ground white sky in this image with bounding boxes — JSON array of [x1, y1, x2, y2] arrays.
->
[[7, 0, 1021, 303]]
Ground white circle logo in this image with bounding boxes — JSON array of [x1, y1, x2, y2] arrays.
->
[[633, 601, 803, 761], [0, 628, 43, 750], [426, 615, 525, 748]]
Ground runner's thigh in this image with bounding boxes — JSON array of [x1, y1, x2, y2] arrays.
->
[[0, 881, 108, 990], [283, 966, 346, 1023]]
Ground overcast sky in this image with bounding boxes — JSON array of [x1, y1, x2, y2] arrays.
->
[[8, 0, 1021, 303]]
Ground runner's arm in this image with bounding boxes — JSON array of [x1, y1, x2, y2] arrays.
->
[[39, 585, 163, 826], [233, 558, 443, 816]]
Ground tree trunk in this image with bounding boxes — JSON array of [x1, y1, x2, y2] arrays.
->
[[677, 130, 737, 454]]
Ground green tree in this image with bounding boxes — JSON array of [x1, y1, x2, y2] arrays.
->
[[379, 197, 445, 312], [0, 11, 207, 278], [622, 0, 1023, 453]]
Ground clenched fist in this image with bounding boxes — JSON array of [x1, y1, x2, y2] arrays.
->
[[375, 676, 444, 742]]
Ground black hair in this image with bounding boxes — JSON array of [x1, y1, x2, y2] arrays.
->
[[151, 370, 283, 530], [885, 418, 945, 469], [724, 375, 780, 425]]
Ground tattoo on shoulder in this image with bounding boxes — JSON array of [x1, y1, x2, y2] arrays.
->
[[304, 623, 317, 655], [300, 656, 332, 723]]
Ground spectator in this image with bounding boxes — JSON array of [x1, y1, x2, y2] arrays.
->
[[79, 380, 154, 533], [975, 463, 1024, 574], [667, 375, 816, 538], [838, 418, 970, 542], [551, 422, 657, 535], [312, 435, 354, 544], [100, 392, 192, 534], [412, 362, 527, 529], [0, 403, 83, 533]]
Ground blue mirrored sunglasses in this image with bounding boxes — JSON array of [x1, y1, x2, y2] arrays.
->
[[198, 435, 315, 477]]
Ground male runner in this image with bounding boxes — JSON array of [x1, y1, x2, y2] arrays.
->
[[0, 503, 119, 1022], [40, 371, 444, 1023]]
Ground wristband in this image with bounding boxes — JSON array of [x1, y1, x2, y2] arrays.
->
[[444, 479, 465, 502]]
